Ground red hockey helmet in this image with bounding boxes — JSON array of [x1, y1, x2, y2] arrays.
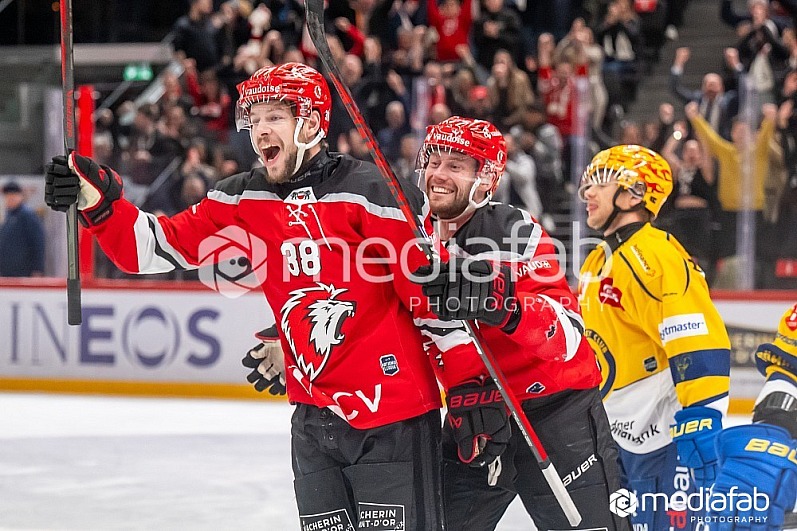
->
[[235, 62, 332, 136], [419, 117, 507, 196]]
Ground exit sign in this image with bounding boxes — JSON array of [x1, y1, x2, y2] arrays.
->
[[123, 63, 153, 82]]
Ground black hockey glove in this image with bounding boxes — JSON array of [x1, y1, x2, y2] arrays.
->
[[446, 378, 511, 468], [414, 259, 520, 332], [44, 153, 123, 227], [242, 325, 286, 395]]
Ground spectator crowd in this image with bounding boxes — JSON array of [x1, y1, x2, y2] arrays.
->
[[2, 0, 796, 289]]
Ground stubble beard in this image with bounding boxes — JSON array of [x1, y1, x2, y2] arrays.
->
[[431, 192, 469, 220], [263, 147, 299, 184], [586, 212, 603, 231]]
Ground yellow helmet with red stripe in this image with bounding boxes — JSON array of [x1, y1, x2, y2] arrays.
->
[[774, 303, 797, 357], [579, 144, 673, 217]]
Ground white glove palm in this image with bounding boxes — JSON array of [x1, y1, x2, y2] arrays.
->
[[242, 325, 286, 395]]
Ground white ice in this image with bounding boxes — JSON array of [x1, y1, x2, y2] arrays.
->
[[0, 393, 538, 530], [0, 393, 753, 530]]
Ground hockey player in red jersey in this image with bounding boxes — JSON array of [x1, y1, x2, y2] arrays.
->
[[413, 117, 630, 530], [43, 63, 475, 530]]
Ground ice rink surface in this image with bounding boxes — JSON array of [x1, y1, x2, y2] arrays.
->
[[0, 393, 539, 530]]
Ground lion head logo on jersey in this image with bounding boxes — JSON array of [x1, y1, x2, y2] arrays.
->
[[280, 283, 356, 381]]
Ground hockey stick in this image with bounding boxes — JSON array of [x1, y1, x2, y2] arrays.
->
[[60, 0, 82, 325], [304, 2, 581, 525]]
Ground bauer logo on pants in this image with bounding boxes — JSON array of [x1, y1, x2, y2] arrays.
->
[[299, 509, 355, 531], [357, 502, 405, 530]]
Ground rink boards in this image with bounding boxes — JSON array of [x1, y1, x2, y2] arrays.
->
[[0, 280, 273, 400], [0, 280, 792, 413]]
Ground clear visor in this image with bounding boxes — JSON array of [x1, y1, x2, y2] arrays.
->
[[415, 145, 488, 191], [235, 101, 253, 132], [578, 163, 648, 202], [577, 181, 617, 202], [577, 162, 625, 201], [235, 96, 293, 132]]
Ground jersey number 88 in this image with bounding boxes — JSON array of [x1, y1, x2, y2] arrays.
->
[[281, 240, 321, 276]]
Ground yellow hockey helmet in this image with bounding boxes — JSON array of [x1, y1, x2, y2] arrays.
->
[[773, 303, 797, 357], [579, 144, 673, 218]]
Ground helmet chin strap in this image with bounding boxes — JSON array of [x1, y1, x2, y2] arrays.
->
[[292, 118, 324, 174], [599, 187, 646, 233], [468, 176, 492, 209], [249, 133, 261, 164], [437, 176, 491, 235]]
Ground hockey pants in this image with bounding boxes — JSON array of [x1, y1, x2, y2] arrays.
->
[[443, 387, 631, 531], [291, 403, 444, 531]]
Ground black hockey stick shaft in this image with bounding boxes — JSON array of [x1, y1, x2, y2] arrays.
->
[[305, 1, 581, 525], [60, 0, 82, 325]]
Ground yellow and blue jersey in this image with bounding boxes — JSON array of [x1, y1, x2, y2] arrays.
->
[[578, 223, 731, 454], [753, 302, 797, 421]]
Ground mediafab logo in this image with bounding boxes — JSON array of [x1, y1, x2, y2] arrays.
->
[[608, 487, 769, 519], [609, 488, 638, 518]]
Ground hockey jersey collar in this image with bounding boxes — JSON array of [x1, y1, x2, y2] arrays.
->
[[268, 149, 338, 199], [603, 222, 646, 253]]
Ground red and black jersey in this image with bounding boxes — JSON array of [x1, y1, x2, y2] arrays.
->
[[88, 151, 476, 428], [432, 203, 601, 400]]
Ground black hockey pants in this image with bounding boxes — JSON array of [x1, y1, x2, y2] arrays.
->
[[291, 404, 444, 531], [442, 387, 631, 531]]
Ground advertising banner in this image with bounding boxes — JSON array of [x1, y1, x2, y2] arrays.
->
[[0, 284, 272, 396], [0, 285, 792, 407]]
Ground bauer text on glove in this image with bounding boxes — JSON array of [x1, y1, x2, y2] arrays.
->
[[446, 378, 511, 468], [670, 406, 723, 488], [707, 424, 797, 530]]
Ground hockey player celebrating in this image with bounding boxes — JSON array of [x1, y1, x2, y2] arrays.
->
[[43, 62, 478, 531], [707, 303, 797, 530], [413, 116, 629, 530], [577, 145, 731, 530]]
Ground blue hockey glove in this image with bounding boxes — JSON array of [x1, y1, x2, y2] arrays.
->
[[707, 424, 797, 531], [670, 406, 723, 488]]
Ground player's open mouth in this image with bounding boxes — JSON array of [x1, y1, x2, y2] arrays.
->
[[430, 186, 453, 195], [262, 146, 280, 163]]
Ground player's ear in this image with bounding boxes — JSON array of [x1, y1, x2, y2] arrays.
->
[[475, 165, 494, 190], [621, 183, 645, 209], [303, 110, 322, 140], [476, 176, 492, 192], [628, 194, 644, 208]]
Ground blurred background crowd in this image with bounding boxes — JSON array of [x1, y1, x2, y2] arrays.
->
[[1, 0, 796, 290]]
